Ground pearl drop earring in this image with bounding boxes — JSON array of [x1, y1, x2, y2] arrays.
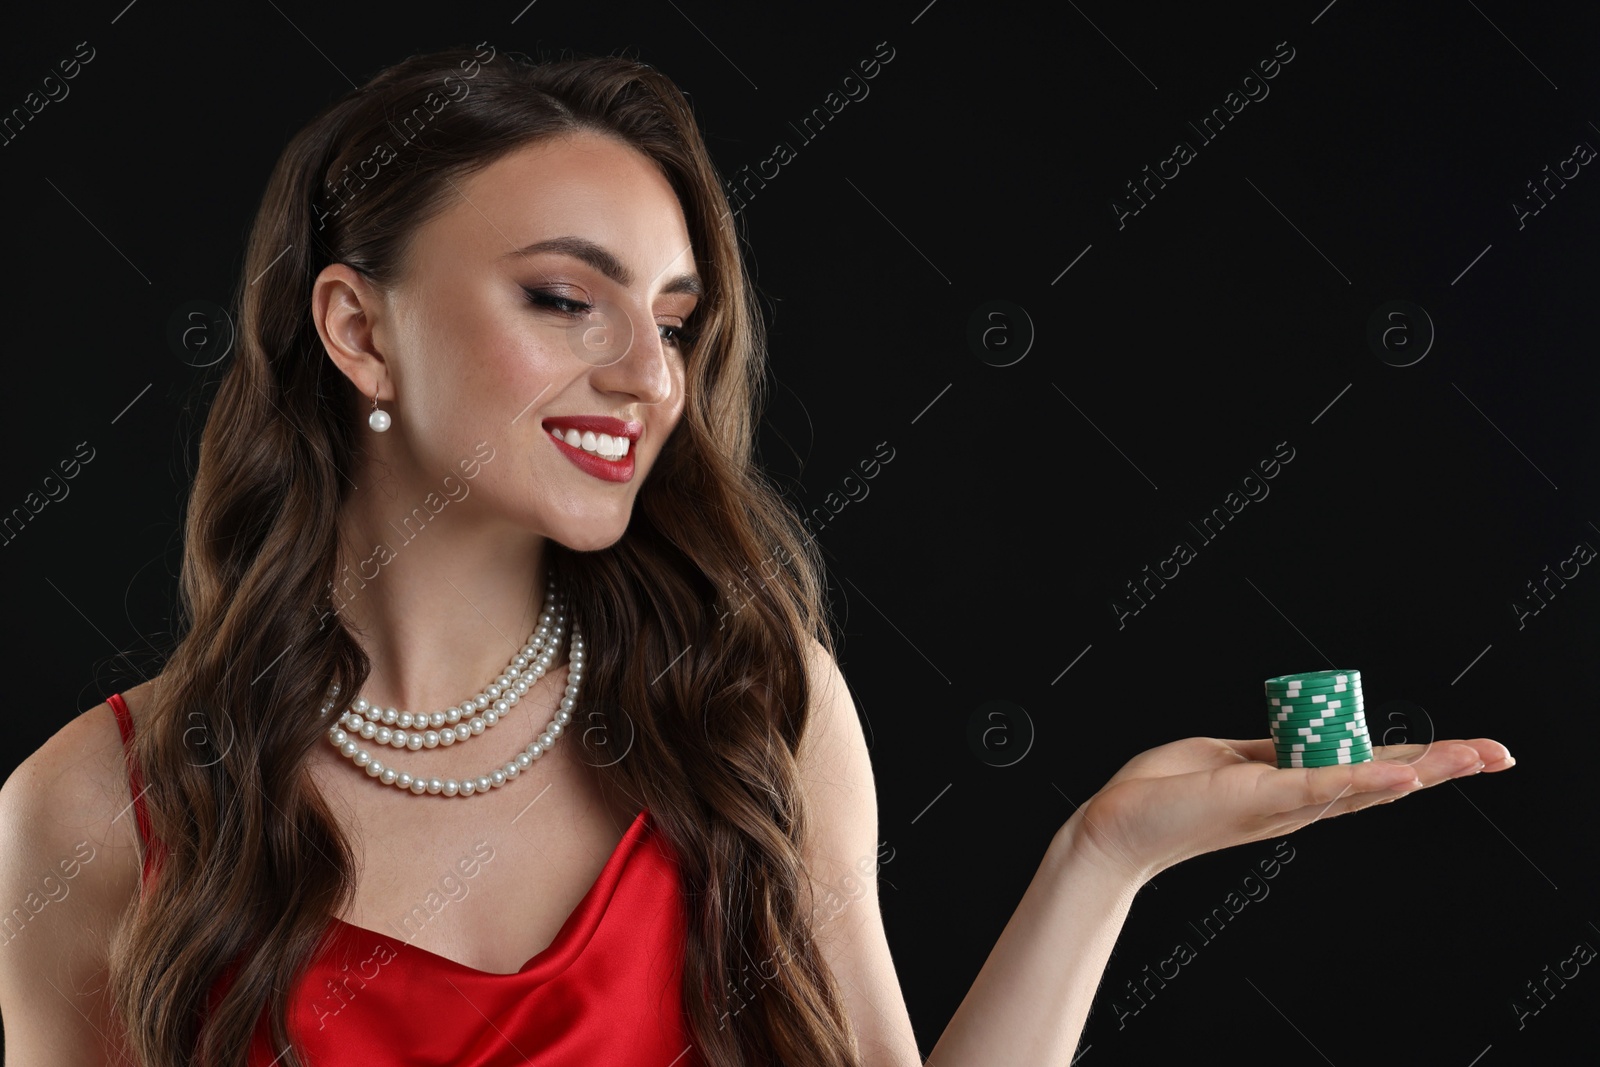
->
[[368, 386, 391, 432]]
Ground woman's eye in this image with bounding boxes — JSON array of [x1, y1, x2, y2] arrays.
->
[[658, 322, 700, 350], [526, 287, 697, 350], [522, 288, 592, 316]]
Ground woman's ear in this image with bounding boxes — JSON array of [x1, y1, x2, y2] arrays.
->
[[312, 262, 392, 402]]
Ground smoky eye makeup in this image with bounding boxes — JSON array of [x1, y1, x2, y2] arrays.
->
[[520, 284, 594, 316], [521, 280, 701, 351]]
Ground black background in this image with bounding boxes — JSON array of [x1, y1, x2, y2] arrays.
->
[[3, 1, 1597, 1064]]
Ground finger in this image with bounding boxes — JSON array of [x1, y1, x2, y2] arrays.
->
[[1254, 757, 1423, 818], [1229, 737, 1446, 787], [1280, 764, 1462, 823], [1276, 786, 1415, 825], [1273, 742, 1502, 824], [1370, 737, 1513, 767], [1395, 737, 1515, 771], [1375, 740, 1508, 784], [1226, 737, 1279, 764], [1230, 736, 1512, 778]]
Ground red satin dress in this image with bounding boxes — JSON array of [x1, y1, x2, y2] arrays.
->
[[108, 692, 702, 1066]]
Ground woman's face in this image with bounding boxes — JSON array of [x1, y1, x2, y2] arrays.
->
[[319, 128, 701, 553]]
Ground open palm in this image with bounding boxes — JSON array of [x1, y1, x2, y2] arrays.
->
[[1071, 735, 1515, 883]]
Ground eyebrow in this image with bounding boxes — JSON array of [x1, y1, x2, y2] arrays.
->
[[504, 235, 704, 297]]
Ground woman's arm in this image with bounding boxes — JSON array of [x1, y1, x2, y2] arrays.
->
[[794, 644, 1140, 1066], [921, 811, 1138, 1066], [926, 734, 1510, 1065], [796, 640, 1513, 1067], [0, 701, 144, 1066]]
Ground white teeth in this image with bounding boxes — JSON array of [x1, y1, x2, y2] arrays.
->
[[549, 425, 629, 460]]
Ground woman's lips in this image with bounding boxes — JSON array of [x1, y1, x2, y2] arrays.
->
[[548, 431, 635, 483], [540, 415, 644, 442]]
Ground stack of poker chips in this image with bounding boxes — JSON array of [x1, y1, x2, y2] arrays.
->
[[1264, 670, 1374, 768]]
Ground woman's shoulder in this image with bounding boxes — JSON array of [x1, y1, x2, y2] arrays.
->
[[2, 676, 158, 814], [0, 679, 158, 1058], [0, 679, 158, 936]]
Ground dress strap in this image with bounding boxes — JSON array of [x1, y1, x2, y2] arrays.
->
[[107, 692, 158, 884]]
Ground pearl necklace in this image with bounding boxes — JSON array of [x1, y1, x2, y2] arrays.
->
[[331, 577, 564, 751], [320, 580, 584, 798]]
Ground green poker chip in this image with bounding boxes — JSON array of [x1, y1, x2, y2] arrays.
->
[[1274, 724, 1369, 737], [1274, 737, 1371, 752], [1267, 688, 1360, 703], [1265, 677, 1361, 694], [1260, 700, 1363, 716], [1275, 725, 1371, 741], [1276, 730, 1372, 746], [1260, 694, 1363, 710], [1271, 713, 1366, 729], [1278, 750, 1375, 768], [1277, 753, 1374, 767], [1267, 710, 1369, 726], [1277, 750, 1375, 765], [1267, 723, 1369, 739], [1272, 710, 1368, 729], [1274, 731, 1371, 749], [1269, 691, 1364, 705], [1268, 681, 1362, 697], [1273, 751, 1376, 767], [1264, 670, 1360, 691], [1275, 737, 1373, 754], [1277, 727, 1372, 741]]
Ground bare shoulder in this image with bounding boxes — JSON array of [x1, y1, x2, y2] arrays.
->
[[0, 678, 157, 1064], [794, 635, 876, 802], [793, 634, 879, 874], [0, 678, 158, 864], [791, 637, 923, 1065]]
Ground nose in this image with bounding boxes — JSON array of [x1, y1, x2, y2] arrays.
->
[[568, 298, 675, 406]]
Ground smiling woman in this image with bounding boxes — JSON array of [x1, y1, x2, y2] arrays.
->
[[0, 44, 867, 1067], [0, 40, 1515, 1067]]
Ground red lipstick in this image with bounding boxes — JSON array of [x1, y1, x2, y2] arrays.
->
[[540, 415, 642, 442], [542, 415, 641, 484]]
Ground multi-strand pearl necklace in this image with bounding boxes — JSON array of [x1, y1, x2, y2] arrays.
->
[[320, 573, 584, 798]]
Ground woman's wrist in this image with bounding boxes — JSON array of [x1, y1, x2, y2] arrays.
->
[[1049, 796, 1157, 895]]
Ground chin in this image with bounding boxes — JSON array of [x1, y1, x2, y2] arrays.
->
[[551, 522, 630, 554]]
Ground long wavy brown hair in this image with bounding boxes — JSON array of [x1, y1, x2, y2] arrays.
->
[[106, 43, 863, 1067]]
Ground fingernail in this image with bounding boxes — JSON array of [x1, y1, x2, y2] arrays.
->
[[1389, 777, 1423, 792]]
